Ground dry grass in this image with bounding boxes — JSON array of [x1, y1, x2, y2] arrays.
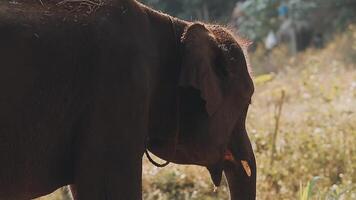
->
[[248, 25, 356, 200]]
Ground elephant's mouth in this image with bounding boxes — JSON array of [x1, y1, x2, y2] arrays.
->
[[147, 138, 223, 166], [207, 149, 252, 187]]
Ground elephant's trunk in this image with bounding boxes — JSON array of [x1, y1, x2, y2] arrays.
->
[[223, 128, 256, 200], [223, 151, 256, 200]]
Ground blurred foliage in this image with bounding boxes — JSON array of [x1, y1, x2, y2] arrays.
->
[[236, 0, 356, 41], [234, 0, 314, 41], [140, 0, 356, 43], [140, 0, 239, 22], [39, 24, 356, 200], [250, 23, 356, 75]]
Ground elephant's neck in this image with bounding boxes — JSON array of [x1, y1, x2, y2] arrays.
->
[[144, 7, 188, 143], [143, 4, 188, 51]]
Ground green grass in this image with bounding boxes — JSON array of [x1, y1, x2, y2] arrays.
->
[[37, 25, 356, 200]]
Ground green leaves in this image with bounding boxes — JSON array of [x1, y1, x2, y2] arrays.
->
[[236, 0, 356, 41], [142, 0, 356, 43], [299, 177, 321, 200], [299, 177, 356, 200]]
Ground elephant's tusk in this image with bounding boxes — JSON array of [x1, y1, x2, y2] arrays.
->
[[241, 160, 252, 177]]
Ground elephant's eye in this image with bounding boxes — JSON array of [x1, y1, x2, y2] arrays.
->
[[214, 51, 228, 80]]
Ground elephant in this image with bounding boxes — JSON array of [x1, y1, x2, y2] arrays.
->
[[0, 0, 256, 199]]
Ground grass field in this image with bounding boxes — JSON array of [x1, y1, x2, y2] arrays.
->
[[36, 25, 356, 200]]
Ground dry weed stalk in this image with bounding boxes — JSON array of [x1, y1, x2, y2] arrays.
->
[[270, 90, 285, 167]]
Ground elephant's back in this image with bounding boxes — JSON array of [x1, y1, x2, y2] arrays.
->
[[0, 10, 94, 119], [0, 0, 153, 139]]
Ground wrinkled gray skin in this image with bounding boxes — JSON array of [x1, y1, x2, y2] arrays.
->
[[0, 0, 256, 199]]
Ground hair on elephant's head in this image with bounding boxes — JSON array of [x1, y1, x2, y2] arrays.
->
[[149, 23, 256, 199]]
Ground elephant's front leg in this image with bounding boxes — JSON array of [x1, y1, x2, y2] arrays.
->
[[73, 101, 146, 200], [74, 148, 143, 200]]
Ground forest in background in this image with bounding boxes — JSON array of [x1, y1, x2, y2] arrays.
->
[[142, 0, 356, 43]]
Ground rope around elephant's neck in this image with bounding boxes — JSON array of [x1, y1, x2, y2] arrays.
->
[[145, 16, 180, 168], [145, 149, 170, 167]]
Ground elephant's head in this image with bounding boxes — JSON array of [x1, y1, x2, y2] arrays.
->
[[148, 23, 256, 199]]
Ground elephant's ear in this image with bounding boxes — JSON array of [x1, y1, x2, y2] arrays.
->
[[179, 23, 223, 116]]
